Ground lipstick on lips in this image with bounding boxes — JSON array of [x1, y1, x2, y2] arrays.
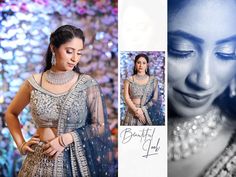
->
[[68, 63, 75, 68], [173, 88, 212, 108]]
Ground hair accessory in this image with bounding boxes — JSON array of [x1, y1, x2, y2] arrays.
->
[[168, 106, 225, 161], [46, 70, 75, 85], [51, 53, 56, 66]]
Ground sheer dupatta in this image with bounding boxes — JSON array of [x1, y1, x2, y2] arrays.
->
[[71, 84, 114, 177], [54, 76, 115, 177], [141, 77, 161, 125]]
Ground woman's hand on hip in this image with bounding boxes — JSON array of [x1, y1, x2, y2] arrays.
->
[[20, 134, 40, 155]]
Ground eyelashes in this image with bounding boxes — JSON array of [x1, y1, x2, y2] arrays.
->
[[168, 46, 194, 59], [66, 50, 83, 56], [168, 43, 236, 61], [215, 52, 236, 60]]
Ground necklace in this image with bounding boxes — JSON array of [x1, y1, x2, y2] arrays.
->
[[135, 74, 148, 80], [45, 70, 75, 85], [168, 106, 225, 161]]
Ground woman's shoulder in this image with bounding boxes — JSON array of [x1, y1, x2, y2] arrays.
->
[[80, 73, 96, 82], [29, 73, 42, 82], [203, 131, 236, 176], [148, 75, 158, 84], [149, 75, 157, 80], [78, 74, 99, 86], [125, 76, 134, 83]]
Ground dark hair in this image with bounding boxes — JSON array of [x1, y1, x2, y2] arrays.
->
[[43, 25, 85, 72], [133, 53, 150, 75]]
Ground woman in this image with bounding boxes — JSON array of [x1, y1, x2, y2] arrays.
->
[[5, 25, 114, 177], [122, 53, 159, 126], [168, 0, 236, 176]]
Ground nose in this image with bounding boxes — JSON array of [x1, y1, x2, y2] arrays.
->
[[71, 53, 77, 62], [186, 51, 214, 91]]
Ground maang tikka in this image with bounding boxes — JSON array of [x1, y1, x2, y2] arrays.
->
[[51, 52, 56, 65]]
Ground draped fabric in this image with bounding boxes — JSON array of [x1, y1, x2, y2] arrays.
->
[[122, 76, 162, 126], [18, 74, 115, 177], [202, 132, 236, 176]]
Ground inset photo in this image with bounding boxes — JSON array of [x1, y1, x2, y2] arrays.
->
[[120, 51, 165, 126]]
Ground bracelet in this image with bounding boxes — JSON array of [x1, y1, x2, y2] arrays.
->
[[58, 136, 66, 147], [58, 136, 65, 147], [19, 141, 27, 155], [61, 135, 66, 147]]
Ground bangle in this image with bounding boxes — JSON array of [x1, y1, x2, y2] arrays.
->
[[61, 135, 66, 147], [58, 136, 64, 147], [19, 141, 27, 155], [58, 135, 66, 147], [58, 136, 66, 147]]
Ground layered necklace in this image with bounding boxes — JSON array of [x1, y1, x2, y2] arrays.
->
[[168, 106, 225, 161], [135, 74, 148, 80], [45, 70, 76, 85]]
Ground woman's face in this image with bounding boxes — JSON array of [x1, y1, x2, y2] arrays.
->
[[168, 0, 236, 117], [135, 57, 148, 74], [52, 37, 84, 71]]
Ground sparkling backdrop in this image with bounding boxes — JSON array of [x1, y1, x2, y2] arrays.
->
[[120, 51, 165, 125], [0, 0, 118, 176]]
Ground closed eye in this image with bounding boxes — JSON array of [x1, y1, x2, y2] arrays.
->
[[168, 47, 194, 58], [77, 52, 83, 56], [66, 51, 73, 54], [215, 52, 236, 60]]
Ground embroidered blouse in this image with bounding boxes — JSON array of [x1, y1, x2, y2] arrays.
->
[[26, 74, 115, 177]]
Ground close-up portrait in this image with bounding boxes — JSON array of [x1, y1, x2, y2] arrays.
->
[[168, 0, 236, 176]]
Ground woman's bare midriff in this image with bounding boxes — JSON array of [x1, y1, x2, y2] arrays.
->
[[36, 127, 57, 142]]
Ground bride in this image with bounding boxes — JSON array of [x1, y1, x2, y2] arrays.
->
[[168, 0, 236, 176]]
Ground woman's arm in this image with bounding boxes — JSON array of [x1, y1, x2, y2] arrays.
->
[[141, 78, 159, 125], [5, 80, 39, 154], [124, 79, 146, 124], [124, 79, 138, 112]]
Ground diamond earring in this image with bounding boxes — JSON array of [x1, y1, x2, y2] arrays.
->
[[51, 53, 56, 66]]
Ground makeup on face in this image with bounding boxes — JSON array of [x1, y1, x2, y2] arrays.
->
[[168, 0, 236, 117]]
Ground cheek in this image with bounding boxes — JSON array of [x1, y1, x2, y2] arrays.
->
[[168, 57, 194, 83], [57, 51, 68, 60], [214, 61, 236, 85]]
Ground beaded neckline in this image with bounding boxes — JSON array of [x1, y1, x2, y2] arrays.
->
[[46, 70, 76, 85], [168, 106, 225, 161], [135, 74, 148, 81]]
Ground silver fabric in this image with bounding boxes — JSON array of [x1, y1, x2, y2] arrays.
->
[[18, 142, 54, 177], [18, 74, 112, 177], [123, 76, 158, 125]]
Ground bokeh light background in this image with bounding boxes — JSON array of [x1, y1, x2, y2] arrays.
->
[[0, 0, 118, 176], [120, 51, 165, 125]]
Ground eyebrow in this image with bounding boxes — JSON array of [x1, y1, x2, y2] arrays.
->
[[169, 30, 236, 45], [168, 30, 204, 44], [216, 35, 236, 45], [66, 47, 83, 51]]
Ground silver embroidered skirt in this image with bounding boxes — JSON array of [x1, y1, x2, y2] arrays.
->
[[123, 104, 144, 126], [18, 142, 55, 177]]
